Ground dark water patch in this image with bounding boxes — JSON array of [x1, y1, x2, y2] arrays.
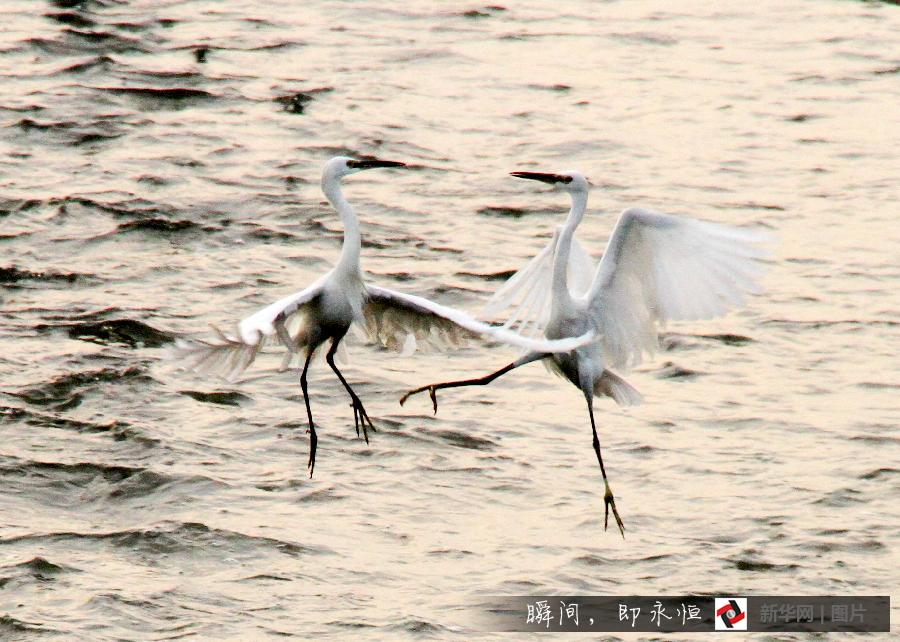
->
[[56, 28, 146, 54], [45, 319, 174, 348], [477, 205, 528, 218], [573, 553, 616, 567], [763, 318, 898, 329], [71, 130, 122, 146], [785, 114, 822, 122], [274, 87, 333, 114], [0, 459, 203, 502], [246, 225, 297, 241], [728, 201, 786, 211], [60, 56, 115, 74], [21, 36, 97, 56], [387, 618, 448, 635], [361, 237, 391, 250], [325, 621, 377, 630], [0, 266, 90, 287], [429, 245, 464, 255], [816, 528, 849, 536], [0, 198, 41, 216], [109, 20, 165, 34], [0, 458, 142, 484], [657, 362, 700, 379], [856, 381, 899, 390], [181, 390, 249, 406], [45, 11, 95, 28], [136, 174, 168, 186], [13, 118, 78, 131], [49, 0, 115, 8], [114, 218, 210, 234], [98, 86, 216, 109], [51, 194, 179, 220], [859, 467, 897, 479], [296, 487, 347, 503], [428, 428, 496, 450], [239, 573, 292, 582], [13, 116, 125, 147], [15, 367, 148, 410], [0, 522, 322, 558], [731, 558, 799, 573], [1, 405, 157, 446], [873, 64, 900, 75], [101, 88, 213, 100], [527, 83, 571, 92], [0, 615, 56, 636], [850, 434, 899, 445], [612, 31, 678, 46], [457, 6, 507, 19], [2, 556, 75, 582], [813, 487, 864, 507], [127, 69, 205, 82], [697, 333, 754, 346], [107, 469, 222, 500], [469, 269, 517, 282], [427, 548, 475, 558]]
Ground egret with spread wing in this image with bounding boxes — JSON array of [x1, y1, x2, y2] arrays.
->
[[174, 157, 593, 476], [401, 169, 770, 536]]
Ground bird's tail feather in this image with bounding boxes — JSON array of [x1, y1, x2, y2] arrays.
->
[[168, 325, 264, 382], [595, 370, 643, 406]]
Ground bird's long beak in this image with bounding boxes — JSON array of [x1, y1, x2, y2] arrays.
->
[[510, 171, 566, 184], [349, 159, 406, 170]]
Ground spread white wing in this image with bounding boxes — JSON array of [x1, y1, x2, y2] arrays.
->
[[481, 226, 595, 337], [364, 285, 593, 355], [588, 207, 771, 369], [170, 276, 327, 382], [171, 275, 594, 382]]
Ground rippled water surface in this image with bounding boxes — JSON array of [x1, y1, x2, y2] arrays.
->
[[1, 1, 898, 639]]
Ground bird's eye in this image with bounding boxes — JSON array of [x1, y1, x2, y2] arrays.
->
[[560, 175, 573, 184], [346, 160, 359, 168]]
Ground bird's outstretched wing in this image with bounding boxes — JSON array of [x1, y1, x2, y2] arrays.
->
[[480, 227, 595, 337], [170, 276, 326, 381], [364, 284, 593, 354], [587, 207, 771, 369]]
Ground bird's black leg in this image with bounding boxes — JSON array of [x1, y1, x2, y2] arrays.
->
[[399, 361, 521, 414], [300, 349, 317, 478], [325, 337, 375, 444], [587, 397, 625, 538]]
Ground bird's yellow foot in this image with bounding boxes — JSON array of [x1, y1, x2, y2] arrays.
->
[[604, 484, 625, 538]]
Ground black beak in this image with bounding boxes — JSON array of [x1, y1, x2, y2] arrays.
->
[[510, 171, 571, 184], [348, 158, 406, 170]]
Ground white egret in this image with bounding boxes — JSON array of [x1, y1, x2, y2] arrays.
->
[[401, 169, 770, 536], [174, 157, 594, 476]]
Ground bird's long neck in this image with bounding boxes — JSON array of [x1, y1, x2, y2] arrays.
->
[[551, 188, 588, 305], [322, 175, 362, 277]]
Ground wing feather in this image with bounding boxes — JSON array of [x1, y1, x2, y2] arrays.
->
[[481, 228, 596, 337], [170, 279, 325, 381], [588, 207, 771, 369], [365, 285, 593, 354]]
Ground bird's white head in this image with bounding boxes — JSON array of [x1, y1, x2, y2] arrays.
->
[[510, 169, 589, 194], [323, 156, 406, 182]]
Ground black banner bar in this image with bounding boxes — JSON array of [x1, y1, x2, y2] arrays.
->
[[477, 595, 890, 632]]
